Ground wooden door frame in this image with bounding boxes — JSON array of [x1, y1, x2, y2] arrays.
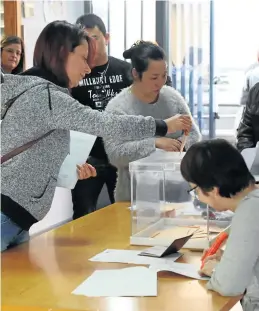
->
[[3, 0, 22, 37]]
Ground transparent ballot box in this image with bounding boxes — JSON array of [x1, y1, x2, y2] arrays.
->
[[129, 150, 232, 250]]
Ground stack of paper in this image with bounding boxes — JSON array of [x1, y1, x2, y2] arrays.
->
[[72, 267, 157, 297]]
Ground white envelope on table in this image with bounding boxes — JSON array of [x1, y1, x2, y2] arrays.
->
[[57, 131, 96, 189]]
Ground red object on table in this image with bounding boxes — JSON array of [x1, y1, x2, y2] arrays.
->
[[201, 231, 228, 269]]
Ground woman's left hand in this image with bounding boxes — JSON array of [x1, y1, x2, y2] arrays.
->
[[199, 258, 218, 277], [77, 163, 97, 180]]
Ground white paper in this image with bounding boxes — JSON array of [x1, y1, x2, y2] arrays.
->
[[242, 147, 257, 170], [149, 262, 210, 280], [72, 267, 157, 297], [251, 144, 259, 174], [57, 131, 96, 189], [241, 142, 259, 174], [89, 249, 182, 265]]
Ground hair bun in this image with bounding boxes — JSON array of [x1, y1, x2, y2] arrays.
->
[[123, 47, 134, 59]]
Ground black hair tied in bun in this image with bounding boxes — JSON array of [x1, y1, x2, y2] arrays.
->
[[123, 46, 135, 59], [123, 40, 146, 59], [123, 40, 165, 78]]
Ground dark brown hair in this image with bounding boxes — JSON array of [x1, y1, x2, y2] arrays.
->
[[33, 20, 96, 87], [1, 35, 25, 74]]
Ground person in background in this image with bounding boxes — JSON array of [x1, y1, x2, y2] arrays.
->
[[71, 14, 133, 219], [104, 41, 201, 202], [234, 49, 259, 133], [1, 21, 191, 251], [180, 139, 259, 311], [1, 35, 25, 74], [237, 82, 259, 152], [240, 48, 259, 106]]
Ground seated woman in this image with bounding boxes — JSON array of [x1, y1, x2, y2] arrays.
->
[[1, 21, 191, 251], [237, 82, 259, 152], [180, 139, 259, 311], [1, 35, 25, 74], [104, 41, 201, 202]]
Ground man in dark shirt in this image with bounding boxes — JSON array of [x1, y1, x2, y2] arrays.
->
[[71, 14, 132, 219]]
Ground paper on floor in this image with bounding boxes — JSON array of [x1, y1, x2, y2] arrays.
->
[[149, 262, 210, 280], [89, 249, 182, 265], [72, 266, 157, 297]]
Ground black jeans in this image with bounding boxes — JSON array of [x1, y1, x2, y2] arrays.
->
[[72, 159, 117, 219]]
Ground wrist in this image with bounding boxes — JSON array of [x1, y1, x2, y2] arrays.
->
[[155, 120, 168, 136], [155, 138, 161, 148]]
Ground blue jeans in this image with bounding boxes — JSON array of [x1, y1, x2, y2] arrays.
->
[[1, 212, 29, 252]]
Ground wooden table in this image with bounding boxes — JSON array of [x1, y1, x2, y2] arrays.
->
[[2, 307, 85, 311], [1, 203, 241, 311]]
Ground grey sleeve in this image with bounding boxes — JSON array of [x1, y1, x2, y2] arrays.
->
[[174, 91, 202, 149], [206, 198, 259, 296], [105, 136, 156, 168], [103, 101, 156, 167], [47, 88, 156, 140]]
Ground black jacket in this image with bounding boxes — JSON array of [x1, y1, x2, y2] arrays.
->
[[237, 82, 259, 152]]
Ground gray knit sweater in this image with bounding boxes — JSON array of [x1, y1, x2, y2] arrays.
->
[[104, 86, 201, 202], [1, 74, 160, 222]]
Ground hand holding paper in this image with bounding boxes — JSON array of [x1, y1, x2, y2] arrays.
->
[[77, 163, 96, 180], [165, 114, 192, 134]]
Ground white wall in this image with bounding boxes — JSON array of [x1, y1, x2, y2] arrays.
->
[[214, 0, 259, 68], [22, 0, 84, 68], [23, 0, 84, 235], [92, 0, 156, 59]]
